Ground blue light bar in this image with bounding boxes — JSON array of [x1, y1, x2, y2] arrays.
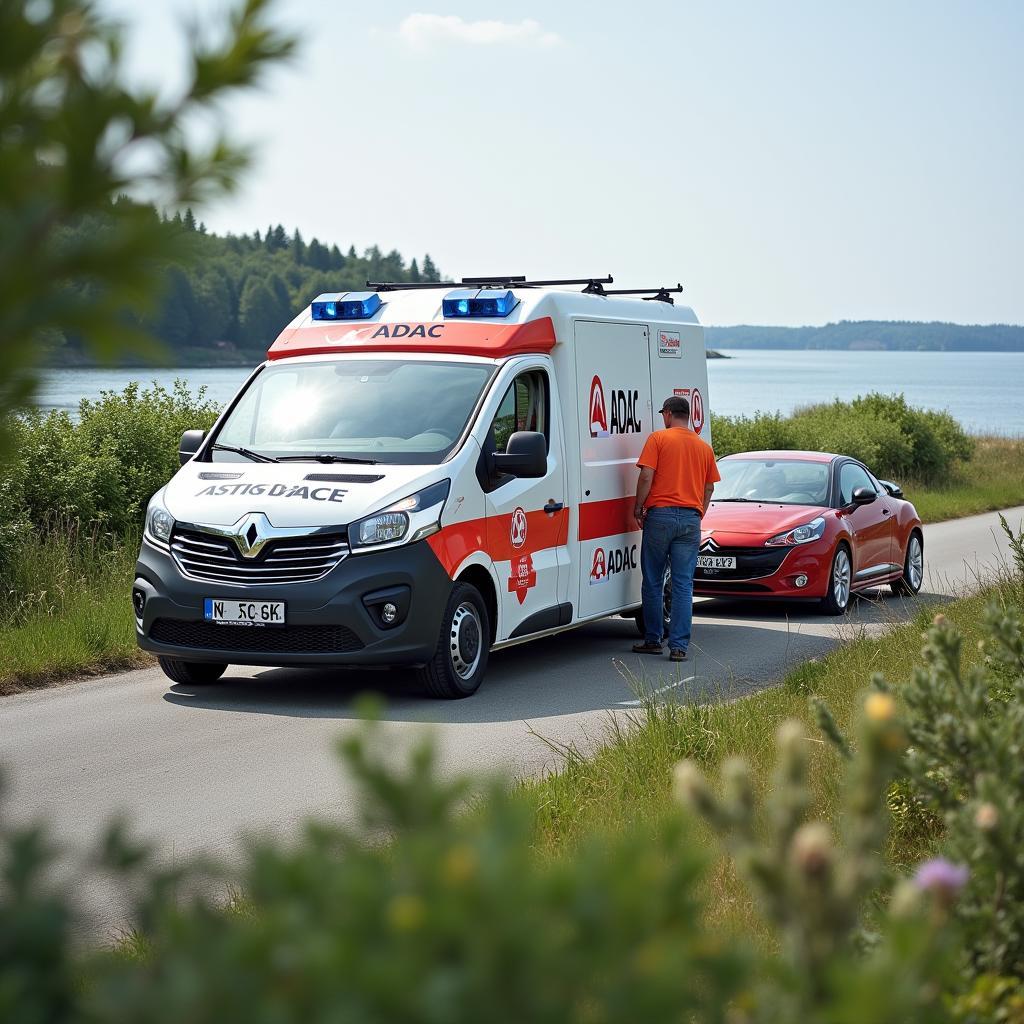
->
[[442, 288, 518, 319], [311, 291, 382, 321]]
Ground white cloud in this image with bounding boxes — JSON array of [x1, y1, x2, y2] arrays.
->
[[397, 14, 562, 51]]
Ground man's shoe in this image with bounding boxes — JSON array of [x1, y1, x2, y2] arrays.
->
[[632, 641, 664, 655], [669, 649, 687, 662]]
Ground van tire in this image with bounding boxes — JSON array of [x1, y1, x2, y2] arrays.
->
[[417, 582, 490, 699], [158, 656, 227, 685]]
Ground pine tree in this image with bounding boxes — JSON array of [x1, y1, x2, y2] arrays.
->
[[183, 207, 197, 231], [422, 254, 439, 281], [290, 228, 305, 263], [409, 258, 421, 283], [307, 238, 329, 271], [239, 278, 282, 348]]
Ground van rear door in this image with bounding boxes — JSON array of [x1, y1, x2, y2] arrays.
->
[[573, 320, 653, 619]]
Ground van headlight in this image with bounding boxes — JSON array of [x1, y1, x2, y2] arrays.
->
[[765, 516, 826, 547], [144, 492, 175, 547], [349, 480, 451, 551]]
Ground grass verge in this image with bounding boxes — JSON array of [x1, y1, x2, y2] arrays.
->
[[907, 435, 1024, 522], [0, 528, 148, 696], [521, 580, 1014, 943]]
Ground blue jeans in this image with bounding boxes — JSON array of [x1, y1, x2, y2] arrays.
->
[[641, 506, 701, 651]]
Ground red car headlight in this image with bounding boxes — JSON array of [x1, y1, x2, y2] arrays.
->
[[765, 516, 826, 547]]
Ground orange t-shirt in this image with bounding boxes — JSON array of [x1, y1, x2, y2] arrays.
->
[[636, 428, 721, 511]]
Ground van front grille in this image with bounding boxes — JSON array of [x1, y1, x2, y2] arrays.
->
[[149, 618, 364, 654], [170, 527, 348, 586]]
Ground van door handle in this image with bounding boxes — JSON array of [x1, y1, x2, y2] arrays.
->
[[544, 501, 564, 514]]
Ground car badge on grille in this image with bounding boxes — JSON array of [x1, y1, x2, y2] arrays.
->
[[232, 513, 272, 558], [700, 537, 719, 552]]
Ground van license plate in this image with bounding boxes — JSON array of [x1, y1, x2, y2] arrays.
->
[[697, 555, 737, 570], [204, 598, 285, 626]]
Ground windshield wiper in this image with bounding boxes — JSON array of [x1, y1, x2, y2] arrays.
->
[[713, 497, 762, 503], [274, 454, 379, 465], [210, 443, 279, 463]]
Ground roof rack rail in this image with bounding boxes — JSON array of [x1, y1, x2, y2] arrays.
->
[[600, 284, 684, 305], [366, 275, 614, 293]]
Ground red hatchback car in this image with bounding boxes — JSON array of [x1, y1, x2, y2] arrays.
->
[[694, 451, 924, 614]]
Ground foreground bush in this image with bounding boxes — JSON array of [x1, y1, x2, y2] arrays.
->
[[711, 392, 973, 483], [3, 691, 988, 1024]]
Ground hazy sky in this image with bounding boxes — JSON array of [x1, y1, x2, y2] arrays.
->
[[102, 0, 1023, 326]]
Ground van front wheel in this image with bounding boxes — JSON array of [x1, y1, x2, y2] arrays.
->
[[157, 657, 227, 685], [417, 582, 490, 699]]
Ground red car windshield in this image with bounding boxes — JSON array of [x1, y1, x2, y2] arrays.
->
[[715, 459, 830, 506]]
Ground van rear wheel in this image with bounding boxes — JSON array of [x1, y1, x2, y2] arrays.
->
[[158, 656, 227, 685], [417, 582, 490, 699]]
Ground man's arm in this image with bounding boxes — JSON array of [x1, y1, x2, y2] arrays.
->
[[633, 467, 654, 528], [702, 482, 715, 517]]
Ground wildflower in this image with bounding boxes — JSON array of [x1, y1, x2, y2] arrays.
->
[[974, 803, 999, 831], [790, 822, 833, 877], [932, 613, 947, 627], [865, 692, 897, 722], [442, 843, 478, 885], [672, 760, 704, 806], [889, 879, 923, 919], [913, 858, 968, 898], [387, 894, 425, 932]]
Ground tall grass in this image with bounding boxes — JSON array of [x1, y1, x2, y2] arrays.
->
[[0, 524, 143, 695], [907, 435, 1024, 522], [522, 580, 1017, 943]]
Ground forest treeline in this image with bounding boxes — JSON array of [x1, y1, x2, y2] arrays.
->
[[49, 201, 441, 365], [705, 320, 1024, 351]]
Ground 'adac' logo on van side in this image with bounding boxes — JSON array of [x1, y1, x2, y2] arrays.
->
[[589, 544, 639, 584], [588, 375, 643, 438], [370, 324, 445, 339]]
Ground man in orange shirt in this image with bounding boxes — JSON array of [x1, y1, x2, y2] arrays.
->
[[631, 394, 720, 662]]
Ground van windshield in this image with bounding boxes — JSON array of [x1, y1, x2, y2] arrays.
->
[[211, 359, 495, 465]]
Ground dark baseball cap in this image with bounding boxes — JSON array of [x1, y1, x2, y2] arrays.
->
[[659, 395, 690, 417]]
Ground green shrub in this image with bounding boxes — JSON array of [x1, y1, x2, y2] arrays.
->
[[711, 392, 974, 483], [0, 381, 218, 578]]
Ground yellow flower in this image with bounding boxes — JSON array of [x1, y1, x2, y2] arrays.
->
[[442, 844, 478, 885], [387, 894, 425, 932], [865, 692, 897, 722]]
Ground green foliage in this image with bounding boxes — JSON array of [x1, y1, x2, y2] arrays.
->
[[1, 726, 750, 1024], [0, 0, 296, 452], [711, 392, 974, 482], [899, 602, 1024, 979], [675, 702, 958, 1021], [0, 382, 218, 573]]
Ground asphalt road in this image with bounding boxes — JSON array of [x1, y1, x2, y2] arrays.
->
[[2, 505, 1021, 933]]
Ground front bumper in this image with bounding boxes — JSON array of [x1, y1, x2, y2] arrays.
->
[[133, 538, 452, 667], [692, 539, 832, 599]]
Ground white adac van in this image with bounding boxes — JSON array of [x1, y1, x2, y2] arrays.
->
[[135, 277, 712, 697]]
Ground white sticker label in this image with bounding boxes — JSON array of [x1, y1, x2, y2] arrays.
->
[[657, 331, 681, 358]]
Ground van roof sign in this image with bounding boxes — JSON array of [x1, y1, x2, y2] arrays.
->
[[268, 316, 557, 361]]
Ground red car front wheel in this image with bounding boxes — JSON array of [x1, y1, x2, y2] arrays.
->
[[819, 544, 852, 615]]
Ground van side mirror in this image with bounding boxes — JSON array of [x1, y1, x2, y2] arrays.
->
[[878, 479, 903, 499], [179, 429, 207, 466], [492, 431, 547, 479], [850, 486, 876, 506]]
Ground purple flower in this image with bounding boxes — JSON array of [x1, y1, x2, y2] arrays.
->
[[913, 858, 969, 895]]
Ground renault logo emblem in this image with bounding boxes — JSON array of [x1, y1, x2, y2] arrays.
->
[[233, 513, 272, 558]]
